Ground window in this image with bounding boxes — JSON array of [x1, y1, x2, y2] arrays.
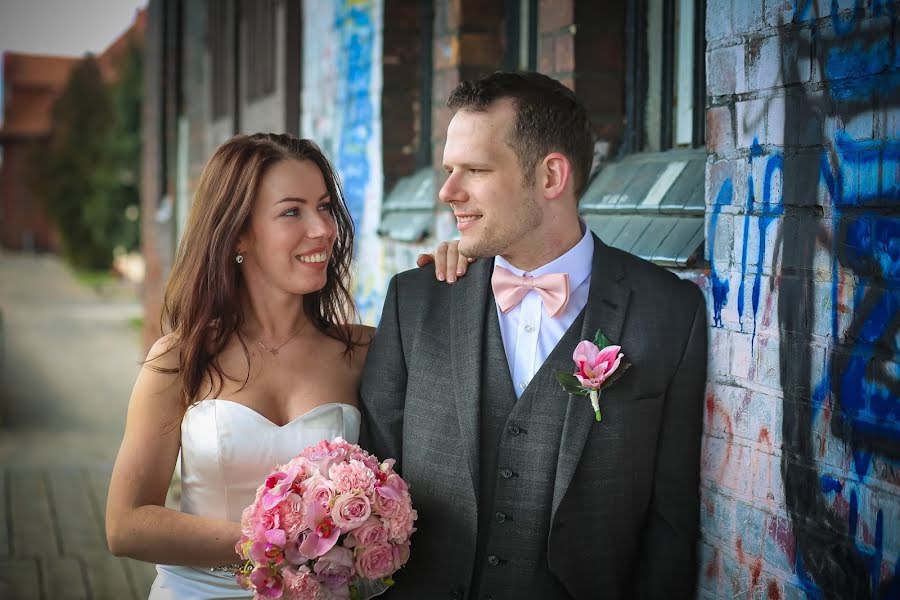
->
[[580, 0, 707, 268]]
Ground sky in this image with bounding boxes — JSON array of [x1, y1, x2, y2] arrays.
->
[[0, 0, 146, 57], [0, 0, 146, 125]]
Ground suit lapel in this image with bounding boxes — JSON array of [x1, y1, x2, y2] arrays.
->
[[449, 259, 493, 501], [551, 235, 631, 520]]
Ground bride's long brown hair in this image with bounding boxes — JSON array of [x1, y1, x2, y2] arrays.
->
[[158, 133, 360, 414]]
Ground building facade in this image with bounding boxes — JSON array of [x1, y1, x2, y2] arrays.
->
[[141, 1, 899, 597]]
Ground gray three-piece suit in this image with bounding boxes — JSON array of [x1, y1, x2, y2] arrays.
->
[[360, 235, 708, 600]]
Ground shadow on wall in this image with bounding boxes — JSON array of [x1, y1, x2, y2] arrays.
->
[[778, 3, 898, 598]]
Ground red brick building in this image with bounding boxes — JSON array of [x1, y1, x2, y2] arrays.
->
[[0, 53, 77, 251], [0, 8, 147, 253]]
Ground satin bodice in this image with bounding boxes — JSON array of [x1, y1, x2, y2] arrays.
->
[[179, 400, 361, 522]]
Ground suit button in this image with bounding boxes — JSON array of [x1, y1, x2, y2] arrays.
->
[[495, 511, 507, 523], [500, 468, 514, 479], [507, 424, 521, 436], [487, 554, 500, 566]]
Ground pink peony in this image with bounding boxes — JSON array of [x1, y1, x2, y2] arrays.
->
[[282, 566, 321, 600], [354, 542, 395, 580], [572, 341, 623, 390], [330, 493, 372, 530], [383, 499, 417, 543], [302, 439, 349, 475], [328, 460, 376, 494]]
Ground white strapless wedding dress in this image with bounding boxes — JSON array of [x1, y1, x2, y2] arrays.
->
[[148, 400, 361, 600]]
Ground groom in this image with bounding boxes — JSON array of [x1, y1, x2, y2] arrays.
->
[[360, 71, 707, 600]]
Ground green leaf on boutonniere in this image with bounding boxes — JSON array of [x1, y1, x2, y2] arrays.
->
[[602, 360, 632, 387], [593, 331, 612, 349], [555, 372, 590, 396]]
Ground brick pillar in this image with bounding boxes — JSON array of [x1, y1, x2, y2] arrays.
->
[[431, 0, 505, 172]]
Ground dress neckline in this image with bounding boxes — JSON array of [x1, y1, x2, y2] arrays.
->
[[197, 399, 360, 429]]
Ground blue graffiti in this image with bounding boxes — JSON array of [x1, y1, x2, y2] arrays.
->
[[825, 36, 899, 102], [819, 133, 900, 448], [820, 474, 844, 494], [333, 1, 375, 227], [737, 140, 784, 345], [708, 180, 733, 328]]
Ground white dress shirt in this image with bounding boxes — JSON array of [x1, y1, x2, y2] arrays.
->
[[493, 223, 594, 398]]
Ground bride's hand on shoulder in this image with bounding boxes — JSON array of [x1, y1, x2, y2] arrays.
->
[[416, 239, 475, 283]]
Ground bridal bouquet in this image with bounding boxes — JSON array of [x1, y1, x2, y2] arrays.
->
[[235, 438, 416, 600]]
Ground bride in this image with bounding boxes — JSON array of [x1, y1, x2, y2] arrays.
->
[[105, 133, 463, 598]]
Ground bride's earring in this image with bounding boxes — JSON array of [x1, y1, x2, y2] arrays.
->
[[235, 253, 244, 264]]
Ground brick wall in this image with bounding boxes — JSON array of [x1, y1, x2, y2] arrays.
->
[[700, 1, 899, 598]]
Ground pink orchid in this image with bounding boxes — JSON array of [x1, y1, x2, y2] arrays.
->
[[572, 340, 623, 389], [298, 499, 340, 559], [262, 465, 303, 510], [249, 565, 283, 598]]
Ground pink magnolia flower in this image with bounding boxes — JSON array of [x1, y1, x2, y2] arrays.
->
[[572, 341, 623, 390], [331, 492, 372, 530], [299, 499, 340, 559], [355, 541, 395, 580]]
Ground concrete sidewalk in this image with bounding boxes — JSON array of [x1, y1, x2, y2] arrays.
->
[[0, 252, 158, 600]]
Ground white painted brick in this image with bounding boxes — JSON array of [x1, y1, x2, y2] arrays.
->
[[766, 94, 786, 146], [765, 0, 794, 28], [731, 330, 755, 379], [753, 334, 783, 391], [736, 99, 767, 149], [709, 328, 734, 379], [706, 0, 734, 42], [732, 0, 765, 34]]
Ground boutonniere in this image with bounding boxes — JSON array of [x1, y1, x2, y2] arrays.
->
[[554, 330, 631, 422]]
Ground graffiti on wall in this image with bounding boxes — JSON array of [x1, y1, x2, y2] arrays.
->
[[301, 0, 385, 323], [707, 2, 899, 597]]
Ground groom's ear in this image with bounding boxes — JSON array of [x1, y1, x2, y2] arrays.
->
[[540, 152, 572, 201]]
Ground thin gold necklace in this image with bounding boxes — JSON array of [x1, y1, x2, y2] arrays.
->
[[251, 319, 309, 356]]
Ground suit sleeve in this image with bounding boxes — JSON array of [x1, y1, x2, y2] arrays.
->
[[359, 275, 408, 471], [633, 284, 708, 599]]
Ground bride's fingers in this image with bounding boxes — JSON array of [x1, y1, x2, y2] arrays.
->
[[444, 242, 461, 283], [415, 253, 434, 267], [456, 246, 473, 278]]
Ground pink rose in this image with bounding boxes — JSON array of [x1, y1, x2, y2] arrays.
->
[[372, 487, 401, 518], [313, 545, 355, 589], [572, 341, 623, 389], [282, 566, 321, 600], [331, 492, 371, 530], [354, 542, 395, 580], [392, 541, 411, 569], [329, 460, 376, 494], [302, 473, 336, 509], [344, 516, 388, 547]]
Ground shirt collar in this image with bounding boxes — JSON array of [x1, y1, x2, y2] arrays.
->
[[493, 219, 594, 290]]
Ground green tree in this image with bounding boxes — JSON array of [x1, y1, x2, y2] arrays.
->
[[27, 43, 143, 270]]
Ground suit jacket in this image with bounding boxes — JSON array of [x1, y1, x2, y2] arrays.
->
[[360, 235, 708, 600]]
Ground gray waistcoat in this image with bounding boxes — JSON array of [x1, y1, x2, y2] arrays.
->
[[469, 299, 584, 600]]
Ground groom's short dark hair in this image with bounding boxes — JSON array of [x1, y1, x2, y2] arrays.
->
[[447, 71, 594, 199]]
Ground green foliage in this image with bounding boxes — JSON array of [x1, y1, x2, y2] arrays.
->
[[26, 44, 142, 270]]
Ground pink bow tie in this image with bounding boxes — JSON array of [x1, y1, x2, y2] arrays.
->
[[491, 265, 571, 318]]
